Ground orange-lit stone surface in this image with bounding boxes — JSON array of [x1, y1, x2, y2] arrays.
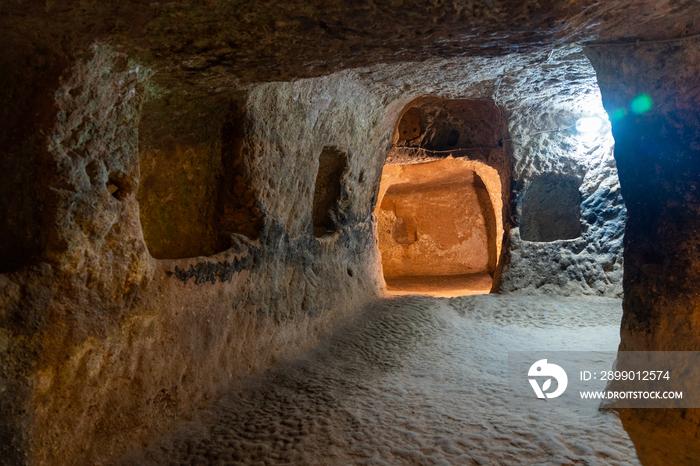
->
[[384, 272, 493, 297], [376, 159, 502, 295]]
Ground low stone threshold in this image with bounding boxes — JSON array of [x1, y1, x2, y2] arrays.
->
[[384, 272, 493, 298]]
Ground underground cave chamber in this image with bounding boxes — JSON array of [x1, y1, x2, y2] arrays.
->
[[5, 2, 700, 460], [377, 159, 501, 296], [377, 98, 510, 297]]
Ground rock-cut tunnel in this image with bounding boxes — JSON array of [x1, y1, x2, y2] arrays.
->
[[1, 1, 700, 465]]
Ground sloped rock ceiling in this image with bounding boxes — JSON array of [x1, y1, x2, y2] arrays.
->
[[2, 0, 698, 87]]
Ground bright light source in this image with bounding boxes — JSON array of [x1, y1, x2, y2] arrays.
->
[[575, 116, 604, 134]]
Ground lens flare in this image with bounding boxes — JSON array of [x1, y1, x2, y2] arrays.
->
[[610, 108, 627, 121], [630, 94, 653, 114]]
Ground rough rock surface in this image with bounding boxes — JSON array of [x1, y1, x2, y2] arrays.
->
[[371, 47, 626, 297], [493, 47, 626, 297], [0, 41, 632, 464], [0, 48, 391, 465], [586, 35, 700, 465], [2, 1, 700, 464]]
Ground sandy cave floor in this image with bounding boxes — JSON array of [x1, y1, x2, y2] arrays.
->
[[121, 294, 640, 466]]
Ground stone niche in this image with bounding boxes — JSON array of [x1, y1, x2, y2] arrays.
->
[[137, 100, 263, 259], [312, 146, 348, 237], [520, 173, 582, 242], [393, 98, 502, 152], [377, 159, 502, 296]]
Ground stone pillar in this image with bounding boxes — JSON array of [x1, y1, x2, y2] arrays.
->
[[586, 37, 700, 465], [586, 38, 700, 352], [0, 44, 154, 465]]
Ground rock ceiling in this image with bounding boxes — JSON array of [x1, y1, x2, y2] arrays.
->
[[2, 0, 699, 94]]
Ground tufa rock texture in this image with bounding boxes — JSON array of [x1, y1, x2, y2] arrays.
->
[[2, 0, 700, 464], [0, 46, 391, 465], [586, 34, 700, 465], [495, 46, 626, 297], [0, 40, 634, 464]]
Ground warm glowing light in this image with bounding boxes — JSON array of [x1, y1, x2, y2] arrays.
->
[[575, 116, 604, 133], [630, 94, 653, 114]]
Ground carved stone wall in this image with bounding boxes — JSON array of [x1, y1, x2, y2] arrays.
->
[[586, 36, 700, 465]]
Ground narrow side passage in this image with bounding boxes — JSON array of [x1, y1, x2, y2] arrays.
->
[[122, 295, 638, 465]]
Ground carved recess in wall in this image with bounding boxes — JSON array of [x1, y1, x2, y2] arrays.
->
[[397, 107, 421, 141], [312, 146, 348, 238], [138, 100, 263, 259], [520, 173, 582, 242], [390, 98, 504, 156]]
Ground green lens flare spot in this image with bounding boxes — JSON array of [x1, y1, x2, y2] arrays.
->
[[630, 94, 653, 115], [609, 108, 627, 121]]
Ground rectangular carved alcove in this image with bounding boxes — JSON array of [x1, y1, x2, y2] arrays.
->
[[138, 98, 262, 259], [312, 146, 348, 238]]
